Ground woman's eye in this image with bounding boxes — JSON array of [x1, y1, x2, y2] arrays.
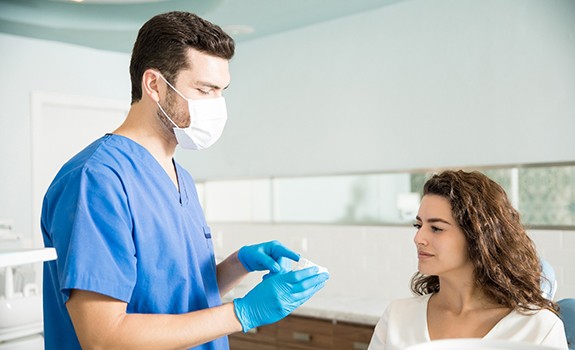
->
[[198, 89, 211, 95], [431, 226, 443, 233], [413, 223, 422, 230]]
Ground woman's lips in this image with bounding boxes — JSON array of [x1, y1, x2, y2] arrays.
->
[[418, 251, 434, 259]]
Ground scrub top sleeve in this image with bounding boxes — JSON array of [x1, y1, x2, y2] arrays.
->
[[56, 166, 136, 304]]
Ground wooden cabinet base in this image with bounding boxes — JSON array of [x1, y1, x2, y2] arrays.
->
[[228, 316, 375, 350]]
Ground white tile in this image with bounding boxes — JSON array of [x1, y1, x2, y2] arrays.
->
[[529, 229, 563, 257], [561, 230, 575, 248], [210, 224, 575, 305]]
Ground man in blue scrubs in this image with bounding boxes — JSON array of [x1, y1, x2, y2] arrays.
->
[[42, 11, 329, 349]]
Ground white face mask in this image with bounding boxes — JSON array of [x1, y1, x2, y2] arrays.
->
[[156, 74, 228, 150]]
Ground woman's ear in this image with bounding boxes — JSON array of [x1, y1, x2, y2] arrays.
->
[[142, 69, 162, 103]]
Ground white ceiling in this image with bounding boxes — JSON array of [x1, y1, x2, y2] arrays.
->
[[0, 0, 405, 53]]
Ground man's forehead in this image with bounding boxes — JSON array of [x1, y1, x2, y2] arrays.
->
[[176, 57, 230, 87]]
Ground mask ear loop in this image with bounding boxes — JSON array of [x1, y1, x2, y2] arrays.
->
[[155, 73, 183, 128], [156, 102, 179, 128], [158, 74, 188, 101]]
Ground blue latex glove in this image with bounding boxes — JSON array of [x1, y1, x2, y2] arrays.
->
[[233, 266, 329, 332], [238, 240, 299, 274]]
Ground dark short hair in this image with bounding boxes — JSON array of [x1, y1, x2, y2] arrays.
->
[[129, 11, 235, 104], [411, 170, 559, 315]]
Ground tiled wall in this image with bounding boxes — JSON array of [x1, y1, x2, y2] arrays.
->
[[212, 223, 575, 308], [529, 229, 575, 300]]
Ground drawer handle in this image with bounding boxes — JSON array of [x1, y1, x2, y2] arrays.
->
[[353, 341, 369, 350], [292, 331, 312, 342], [247, 327, 259, 334]]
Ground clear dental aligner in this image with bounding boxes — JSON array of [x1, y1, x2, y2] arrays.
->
[[292, 258, 329, 274]]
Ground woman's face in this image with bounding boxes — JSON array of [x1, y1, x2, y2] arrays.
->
[[413, 194, 473, 278]]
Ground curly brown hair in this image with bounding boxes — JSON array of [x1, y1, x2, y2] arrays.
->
[[410, 170, 559, 315]]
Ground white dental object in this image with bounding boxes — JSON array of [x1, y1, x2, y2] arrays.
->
[[292, 257, 329, 274]]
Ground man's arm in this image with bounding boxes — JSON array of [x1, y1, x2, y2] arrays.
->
[[216, 250, 249, 297], [66, 289, 242, 350], [216, 241, 300, 298], [68, 262, 329, 348]]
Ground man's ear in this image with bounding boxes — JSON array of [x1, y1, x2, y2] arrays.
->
[[142, 69, 162, 103]]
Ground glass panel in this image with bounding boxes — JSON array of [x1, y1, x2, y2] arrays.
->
[[199, 163, 575, 229], [272, 173, 422, 224], [518, 165, 575, 226], [481, 168, 518, 208], [195, 182, 205, 210], [204, 179, 272, 222], [250, 179, 273, 222], [272, 175, 370, 223]]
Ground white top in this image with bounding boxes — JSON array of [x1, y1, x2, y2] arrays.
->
[[368, 294, 568, 350], [403, 339, 566, 350]]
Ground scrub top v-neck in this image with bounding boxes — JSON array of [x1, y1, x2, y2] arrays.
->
[[42, 134, 227, 350]]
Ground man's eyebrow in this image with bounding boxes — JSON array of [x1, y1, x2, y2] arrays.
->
[[196, 81, 229, 90]]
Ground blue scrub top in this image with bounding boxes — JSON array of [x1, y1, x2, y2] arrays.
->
[[42, 134, 228, 350]]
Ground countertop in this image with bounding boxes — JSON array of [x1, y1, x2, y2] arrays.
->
[[0, 248, 57, 268], [223, 289, 387, 326], [290, 294, 387, 326]]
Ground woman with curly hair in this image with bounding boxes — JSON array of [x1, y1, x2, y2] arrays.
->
[[368, 170, 567, 350]]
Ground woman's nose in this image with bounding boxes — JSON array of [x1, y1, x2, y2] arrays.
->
[[413, 229, 427, 246]]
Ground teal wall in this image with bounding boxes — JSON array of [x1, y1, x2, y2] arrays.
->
[[181, 0, 575, 179], [1, 0, 574, 239]]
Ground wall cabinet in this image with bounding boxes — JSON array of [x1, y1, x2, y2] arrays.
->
[[229, 316, 374, 350]]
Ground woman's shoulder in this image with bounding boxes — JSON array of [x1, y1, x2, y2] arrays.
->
[[372, 294, 431, 347], [488, 308, 567, 347], [387, 294, 432, 313], [494, 307, 564, 337], [390, 294, 431, 306], [507, 307, 563, 324]]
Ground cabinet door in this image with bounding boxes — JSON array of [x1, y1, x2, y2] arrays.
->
[[229, 323, 278, 350], [332, 322, 374, 350], [229, 337, 277, 350], [277, 316, 333, 350], [230, 323, 278, 344]]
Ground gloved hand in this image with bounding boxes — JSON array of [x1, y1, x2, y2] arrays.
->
[[233, 266, 330, 332], [238, 240, 299, 274]]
